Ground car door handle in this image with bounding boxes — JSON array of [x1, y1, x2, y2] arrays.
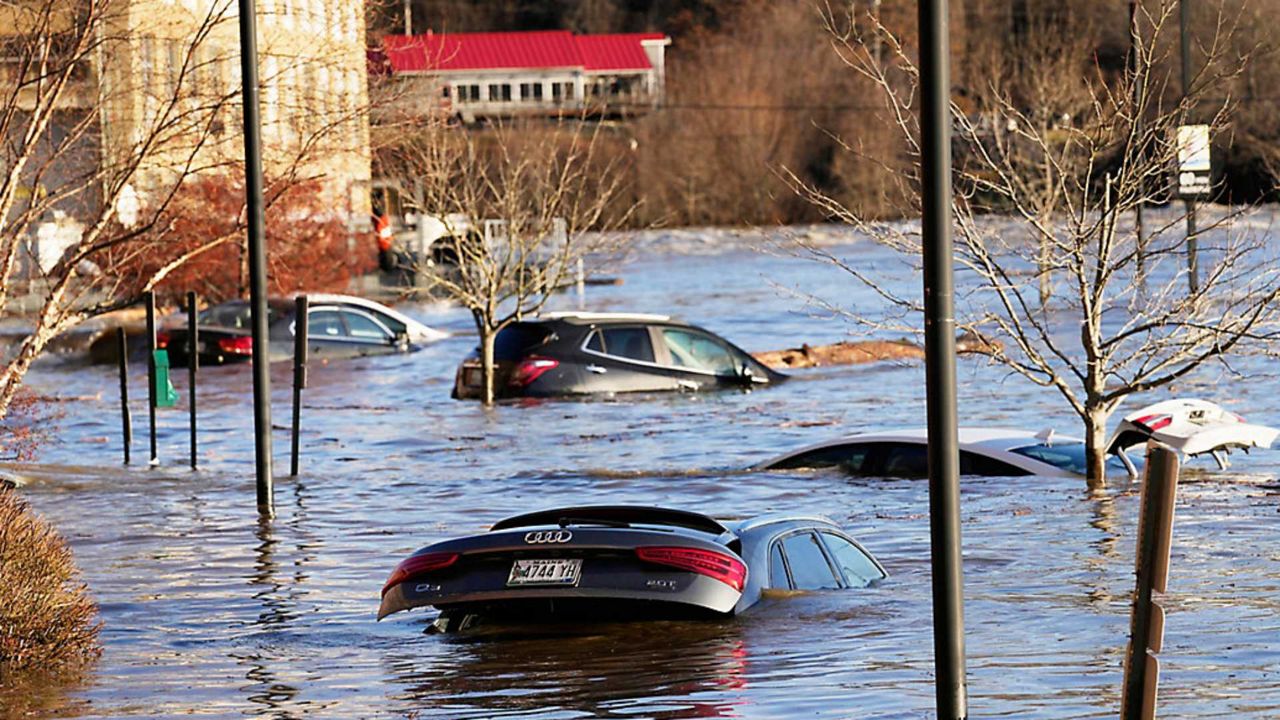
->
[[586, 364, 607, 374]]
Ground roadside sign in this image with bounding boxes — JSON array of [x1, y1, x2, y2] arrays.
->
[[1175, 124, 1212, 198], [153, 350, 180, 408]]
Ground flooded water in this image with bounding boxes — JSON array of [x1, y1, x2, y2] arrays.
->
[[7, 221, 1280, 718]]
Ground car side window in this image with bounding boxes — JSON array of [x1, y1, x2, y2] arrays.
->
[[770, 444, 871, 473], [585, 330, 604, 353], [659, 328, 738, 375], [308, 310, 346, 338], [341, 310, 392, 341], [820, 532, 885, 587], [881, 442, 929, 477], [598, 327, 655, 363], [780, 532, 841, 590], [769, 542, 791, 589], [959, 450, 1032, 477]]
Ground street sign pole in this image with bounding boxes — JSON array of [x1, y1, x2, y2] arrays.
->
[[1180, 0, 1198, 294], [919, 1, 968, 717], [236, 0, 274, 516]]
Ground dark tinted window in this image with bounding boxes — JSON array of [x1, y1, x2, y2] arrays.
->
[[585, 330, 603, 352], [780, 532, 840, 590], [359, 308, 406, 336], [820, 532, 885, 587], [769, 444, 871, 473], [959, 450, 1032, 476], [600, 327, 655, 363], [341, 311, 390, 341], [881, 442, 929, 477], [770, 542, 790, 589], [309, 310, 345, 338], [660, 328, 737, 374], [494, 323, 553, 360]]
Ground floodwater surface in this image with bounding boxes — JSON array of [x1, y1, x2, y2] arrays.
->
[[7, 221, 1280, 718]]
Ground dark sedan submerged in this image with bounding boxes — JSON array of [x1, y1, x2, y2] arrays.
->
[[452, 312, 786, 399], [378, 505, 886, 632], [160, 294, 446, 366]]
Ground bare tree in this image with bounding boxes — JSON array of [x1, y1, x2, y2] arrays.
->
[[0, 0, 369, 427], [790, 1, 1280, 484], [376, 120, 635, 404]]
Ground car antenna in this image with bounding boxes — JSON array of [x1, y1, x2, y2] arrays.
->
[[1035, 428, 1056, 446]]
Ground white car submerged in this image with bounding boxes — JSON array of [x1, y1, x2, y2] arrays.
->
[[759, 399, 1279, 478]]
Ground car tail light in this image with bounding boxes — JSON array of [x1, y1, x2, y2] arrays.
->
[[509, 356, 558, 388], [381, 552, 459, 597], [1133, 414, 1173, 432], [636, 546, 746, 592], [217, 336, 253, 355], [156, 331, 171, 349]]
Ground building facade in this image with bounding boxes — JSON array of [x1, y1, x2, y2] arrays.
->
[[99, 0, 372, 215], [374, 31, 671, 123]]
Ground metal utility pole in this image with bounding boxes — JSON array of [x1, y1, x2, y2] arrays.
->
[[1180, 0, 1198, 294], [403, 0, 411, 34], [919, 1, 968, 718], [145, 291, 158, 465], [237, 0, 274, 516], [1130, 0, 1147, 282]]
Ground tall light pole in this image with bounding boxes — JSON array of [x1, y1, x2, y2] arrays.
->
[[919, 0, 968, 717], [1181, 0, 1198, 294], [236, 0, 274, 516]]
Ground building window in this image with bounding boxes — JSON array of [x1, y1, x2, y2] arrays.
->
[[519, 82, 543, 101], [552, 81, 573, 104], [488, 83, 511, 102], [456, 84, 480, 103]]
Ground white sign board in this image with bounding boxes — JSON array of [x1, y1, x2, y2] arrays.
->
[[1176, 124, 1212, 198]]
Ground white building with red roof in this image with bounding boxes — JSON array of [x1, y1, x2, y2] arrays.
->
[[375, 30, 671, 121]]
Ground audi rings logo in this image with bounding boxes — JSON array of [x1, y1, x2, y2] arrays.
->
[[524, 530, 573, 544]]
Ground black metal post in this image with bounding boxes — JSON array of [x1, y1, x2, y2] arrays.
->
[[919, 1, 968, 718], [1181, 0, 1199, 294], [237, 0, 274, 515], [145, 291, 158, 465], [290, 295, 308, 477], [117, 327, 131, 465], [187, 291, 199, 470]]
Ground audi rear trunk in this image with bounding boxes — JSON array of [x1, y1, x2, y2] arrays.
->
[[378, 508, 747, 627]]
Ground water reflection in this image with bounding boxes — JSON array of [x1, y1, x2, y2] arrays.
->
[[388, 620, 749, 719]]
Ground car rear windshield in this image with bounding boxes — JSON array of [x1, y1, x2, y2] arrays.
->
[[199, 302, 282, 329], [494, 323, 554, 360]]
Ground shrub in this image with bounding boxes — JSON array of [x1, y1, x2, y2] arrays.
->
[[0, 489, 100, 677], [103, 174, 376, 306]]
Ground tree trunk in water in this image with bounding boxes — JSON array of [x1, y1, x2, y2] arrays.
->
[[480, 328, 497, 405], [1084, 408, 1110, 488]]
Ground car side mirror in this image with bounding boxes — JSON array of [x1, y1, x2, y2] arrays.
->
[[393, 331, 410, 348]]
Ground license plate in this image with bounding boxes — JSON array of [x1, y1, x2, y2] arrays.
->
[[463, 366, 482, 388], [507, 558, 582, 586]]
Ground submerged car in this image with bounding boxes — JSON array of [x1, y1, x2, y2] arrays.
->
[[378, 505, 886, 632], [758, 399, 1279, 479], [452, 312, 786, 399], [160, 294, 447, 366]]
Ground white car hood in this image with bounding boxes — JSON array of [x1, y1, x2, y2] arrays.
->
[[1106, 399, 1279, 459]]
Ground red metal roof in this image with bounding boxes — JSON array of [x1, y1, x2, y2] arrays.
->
[[576, 33, 666, 71], [380, 31, 666, 74]]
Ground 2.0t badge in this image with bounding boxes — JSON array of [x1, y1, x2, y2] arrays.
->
[[524, 530, 572, 544]]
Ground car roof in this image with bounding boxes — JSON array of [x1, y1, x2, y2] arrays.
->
[[776, 427, 1080, 452], [490, 505, 729, 535], [723, 513, 842, 535], [536, 311, 673, 324]]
